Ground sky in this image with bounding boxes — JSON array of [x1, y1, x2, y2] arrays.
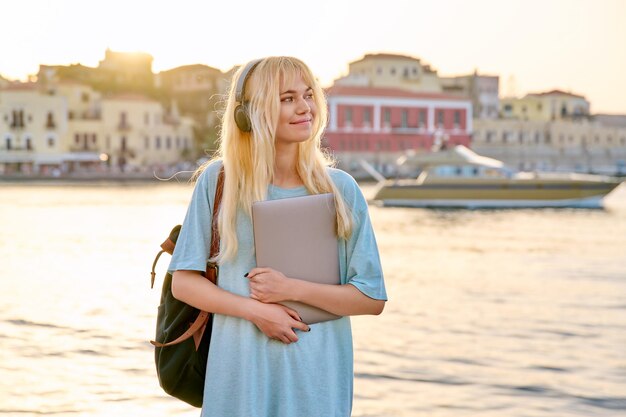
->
[[1, 0, 625, 114]]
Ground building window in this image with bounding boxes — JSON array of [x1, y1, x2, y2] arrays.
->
[[486, 131, 494, 143], [454, 111, 461, 127], [81, 92, 90, 103], [166, 136, 171, 149], [535, 132, 541, 143], [621, 137, 625, 145], [502, 131, 508, 144], [46, 112, 56, 129], [25, 137, 32, 151], [607, 136, 613, 143], [594, 135, 600, 143], [48, 137, 55, 147], [176, 137, 180, 149], [377, 67, 382, 75], [401, 110, 408, 128], [390, 67, 396, 75], [11, 110, 25, 128], [156, 136, 161, 149], [383, 108, 391, 125], [184, 138, 189, 150], [121, 136, 127, 151], [545, 133, 551, 144], [345, 108, 352, 125], [419, 110, 426, 127], [437, 111, 444, 126], [518, 132, 524, 144], [144, 136, 150, 149], [6, 137, 12, 150], [363, 108, 371, 124], [75, 133, 80, 144], [92, 133, 97, 144], [413, 68, 418, 75]]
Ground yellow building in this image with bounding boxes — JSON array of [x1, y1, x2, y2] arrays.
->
[[501, 90, 590, 121], [99, 93, 194, 169], [0, 83, 194, 175], [472, 118, 626, 174], [334, 53, 442, 93], [0, 84, 70, 174]]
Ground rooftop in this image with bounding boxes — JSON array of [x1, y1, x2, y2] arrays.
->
[[326, 85, 469, 101], [527, 89, 586, 99]]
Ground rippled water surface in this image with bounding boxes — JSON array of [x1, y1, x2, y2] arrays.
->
[[1, 182, 625, 417]]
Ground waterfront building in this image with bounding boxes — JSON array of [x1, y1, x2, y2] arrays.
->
[[0, 84, 70, 174], [155, 64, 227, 149], [0, 83, 193, 175], [98, 93, 194, 169], [325, 85, 472, 176], [334, 53, 443, 93], [440, 72, 500, 120], [500, 90, 590, 121], [472, 118, 626, 174]]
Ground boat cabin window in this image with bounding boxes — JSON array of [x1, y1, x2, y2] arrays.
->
[[431, 165, 502, 178], [432, 165, 481, 177]]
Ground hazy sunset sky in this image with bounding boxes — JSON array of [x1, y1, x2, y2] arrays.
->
[[1, 0, 624, 113]]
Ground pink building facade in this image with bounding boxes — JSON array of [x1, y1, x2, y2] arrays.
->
[[325, 86, 472, 151], [324, 86, 472, 175]]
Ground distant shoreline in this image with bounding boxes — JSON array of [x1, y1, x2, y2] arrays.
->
[[0, 171, 195, 184], [0, 172, 378, 186]]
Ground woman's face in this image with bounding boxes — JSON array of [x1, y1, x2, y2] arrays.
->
[[275, 74, 317, 146]]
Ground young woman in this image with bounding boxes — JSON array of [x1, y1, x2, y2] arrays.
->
[[169, 56, 387, 417]]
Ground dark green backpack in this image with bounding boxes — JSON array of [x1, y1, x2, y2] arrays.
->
[[149, 169, 224, 408]]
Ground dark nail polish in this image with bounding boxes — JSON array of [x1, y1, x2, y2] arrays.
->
[[244, 273, 249, 277]]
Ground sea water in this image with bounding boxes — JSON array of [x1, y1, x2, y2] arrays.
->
[[0, 182, 624, 416]]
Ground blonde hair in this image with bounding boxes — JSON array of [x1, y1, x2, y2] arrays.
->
[[198, 56, 353, 262]]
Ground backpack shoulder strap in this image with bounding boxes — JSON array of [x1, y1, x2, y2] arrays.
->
[[150, 166, 225, 349]]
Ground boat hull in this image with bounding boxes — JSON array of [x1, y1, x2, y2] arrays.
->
[[372, 180, 622, 208]]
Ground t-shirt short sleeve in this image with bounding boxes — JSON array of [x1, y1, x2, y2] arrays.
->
[[330, 169, 388, 301], [168, 161, 221, 274]]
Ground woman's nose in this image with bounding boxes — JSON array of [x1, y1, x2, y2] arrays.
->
[[296, 97, 311, 114]]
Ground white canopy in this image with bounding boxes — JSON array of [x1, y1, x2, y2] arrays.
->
[[397, 145, 504, 169]]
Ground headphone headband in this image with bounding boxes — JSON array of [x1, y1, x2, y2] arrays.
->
[[235, 58, 263, 104]]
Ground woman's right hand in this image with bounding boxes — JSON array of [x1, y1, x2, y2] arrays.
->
[[249, 302, 310, 344]]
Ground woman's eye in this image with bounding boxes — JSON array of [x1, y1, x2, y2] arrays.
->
[[305, 93, 314, 100], [281, 97, 293, 103]]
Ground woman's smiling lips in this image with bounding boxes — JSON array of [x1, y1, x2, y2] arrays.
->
[[291, 118, 312, 125]]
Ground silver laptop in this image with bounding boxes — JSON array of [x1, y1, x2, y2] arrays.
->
[[252, 193, 341, 324]]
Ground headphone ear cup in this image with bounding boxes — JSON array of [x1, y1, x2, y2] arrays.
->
[[234, 104, 252, 133]]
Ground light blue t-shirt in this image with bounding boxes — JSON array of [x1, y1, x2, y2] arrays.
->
[[169, 161, 387, 417]]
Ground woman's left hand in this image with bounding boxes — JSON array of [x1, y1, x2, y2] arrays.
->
[[246, 268, 295, 304]]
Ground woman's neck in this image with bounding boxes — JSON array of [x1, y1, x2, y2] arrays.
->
[[273, 143, 303, 188]]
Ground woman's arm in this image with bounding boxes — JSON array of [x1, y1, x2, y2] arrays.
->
[[246, 268, 385, 316], [172, 270, 310, 344]]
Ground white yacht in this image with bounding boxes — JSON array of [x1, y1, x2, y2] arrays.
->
[[370, 146, 623, 208]]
